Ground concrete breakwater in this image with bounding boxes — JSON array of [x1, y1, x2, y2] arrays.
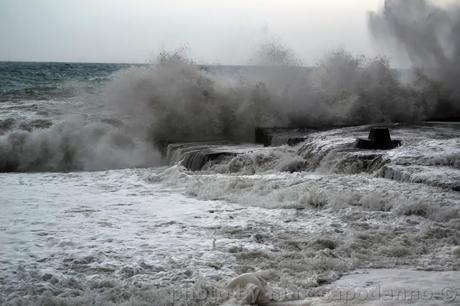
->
[[164, 124, 460, 193]]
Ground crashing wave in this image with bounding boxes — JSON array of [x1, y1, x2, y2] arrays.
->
[[1, 42, 452, 173]]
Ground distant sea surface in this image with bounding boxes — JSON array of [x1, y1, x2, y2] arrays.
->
[[0, 62, 134, 103]]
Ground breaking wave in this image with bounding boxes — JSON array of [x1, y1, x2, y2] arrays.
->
[[0, 50, 431, 172], [0, 120, 160, 172]]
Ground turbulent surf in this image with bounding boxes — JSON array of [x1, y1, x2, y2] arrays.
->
[[1, 0, 459, 305]]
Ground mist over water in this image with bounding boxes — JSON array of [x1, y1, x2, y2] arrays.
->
[[0, 0, 458, 172]]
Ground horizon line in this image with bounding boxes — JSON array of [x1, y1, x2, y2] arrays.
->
[[0, 60, 414, 70]]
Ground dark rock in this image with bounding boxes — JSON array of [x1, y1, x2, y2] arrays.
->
[[255, 127, 273, 146], [181, 150, 237, 171], [356, 127, 401, 150]]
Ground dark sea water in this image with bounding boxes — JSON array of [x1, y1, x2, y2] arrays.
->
[[0, 62, 251, 103], [0, 62, 133, 102]]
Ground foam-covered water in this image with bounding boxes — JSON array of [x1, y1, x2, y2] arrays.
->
[[2, 122, 459, 305]]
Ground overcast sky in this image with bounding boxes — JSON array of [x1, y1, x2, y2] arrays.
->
[[0, 0, 430, 66]]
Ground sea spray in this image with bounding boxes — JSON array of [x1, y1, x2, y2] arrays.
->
[[369, 0, 460, 119], [0, 42, 449, 172]]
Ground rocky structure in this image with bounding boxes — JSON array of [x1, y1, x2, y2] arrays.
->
[[356, 127, 401, 150]]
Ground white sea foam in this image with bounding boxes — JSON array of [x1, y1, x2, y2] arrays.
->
[[2, 124, 460, 305]]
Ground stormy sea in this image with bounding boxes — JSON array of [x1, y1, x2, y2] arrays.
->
[[1, 1, 460, 305]]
